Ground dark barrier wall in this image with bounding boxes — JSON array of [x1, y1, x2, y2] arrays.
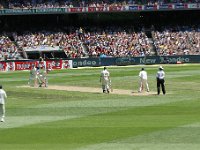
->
[[72, 55, 200, 67], [72, 58, 101, 68], [114, 55, 197, 66], [1, 55, 199, 68]]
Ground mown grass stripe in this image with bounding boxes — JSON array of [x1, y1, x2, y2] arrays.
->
[[76, 143, 200, 150]]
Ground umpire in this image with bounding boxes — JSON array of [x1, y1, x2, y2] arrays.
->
[[156, 66, 166, 95]]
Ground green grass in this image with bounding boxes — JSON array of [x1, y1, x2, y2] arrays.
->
[[1, 64, 200, 150]]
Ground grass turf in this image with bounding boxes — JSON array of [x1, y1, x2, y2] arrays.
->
[[0, 64, 200, 150]]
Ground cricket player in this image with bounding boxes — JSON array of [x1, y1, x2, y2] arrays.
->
[[37, 64, 50, 88], [138, 68, 150, 92], [29, 64, 37, 87], [0, 85, 7, 122], [36, 66, 45, 87], [100, 67, 111, 93], [42, 67, 48, 87], [156, 66, 166, 95]]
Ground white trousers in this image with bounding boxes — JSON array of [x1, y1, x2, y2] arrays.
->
[[139, 79, 149, 92], [0, 104, 5, 120], [102, 79, 110, 91]]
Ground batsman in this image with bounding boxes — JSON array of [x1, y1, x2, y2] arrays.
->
[[100, 67, 111, 93], [29, 64, 37, 87]]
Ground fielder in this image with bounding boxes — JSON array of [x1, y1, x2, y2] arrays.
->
[[0, 85, 7, 122], [138, 68, 150, 92], [100, 67, 111, 93]]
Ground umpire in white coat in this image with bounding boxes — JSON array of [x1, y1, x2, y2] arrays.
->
[[0, 85, 7, 122]]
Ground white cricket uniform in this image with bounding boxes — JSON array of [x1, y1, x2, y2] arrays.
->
[[37, 68, 47, 87], [0, 89, 7, 122], [29, 67, 37, 87], [100, 69, 110, 92], [138, 70, 149, 92]]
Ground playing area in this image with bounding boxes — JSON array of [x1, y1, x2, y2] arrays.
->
[[0, 64, 200, 150]]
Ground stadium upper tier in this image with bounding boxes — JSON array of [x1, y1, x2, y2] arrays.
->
[[0, 26, 200, 60], [0, 0, 199, 9]]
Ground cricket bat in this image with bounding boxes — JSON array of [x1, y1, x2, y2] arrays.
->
[[110, 81, 113, 92]]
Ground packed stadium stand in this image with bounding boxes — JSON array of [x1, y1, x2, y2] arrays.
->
[[2, 0, 200, 9], [0, 0, 199, 60], [152, 26, 200, 56], [0, 34, 23, 60]]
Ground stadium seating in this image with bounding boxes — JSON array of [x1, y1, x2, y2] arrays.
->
[[12, 27, 152, 58], [0, 25, 200, 60], [0, 34, 22, 60], [152, 26, 200, 55], [2, 0, 200, 9]]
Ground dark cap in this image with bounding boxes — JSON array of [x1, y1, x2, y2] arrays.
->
[[104, 67, 107, 70], [141, 68, 144, 70], [0, 85, 2, 89]]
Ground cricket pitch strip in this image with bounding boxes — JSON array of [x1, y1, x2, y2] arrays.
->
[[19, 85, 156, 96]]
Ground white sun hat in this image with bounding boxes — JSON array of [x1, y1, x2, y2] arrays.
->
[[159, 66, 164, 70]]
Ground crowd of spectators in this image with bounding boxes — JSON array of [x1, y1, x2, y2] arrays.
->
[[82, 27, 151, 57], [13, 30, 87, 58], [1, 25, 200, 60], [0, 0, 199, 9], [0, 34, 21, 60], [12, 26, 152, 58], [152, 26, 200, 55]]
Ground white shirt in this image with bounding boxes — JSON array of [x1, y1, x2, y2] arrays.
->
[[0, 89, 7, 104], [157, 70, 165, 79], [101, 69, 110, 81], [139, 70, 148, 80]]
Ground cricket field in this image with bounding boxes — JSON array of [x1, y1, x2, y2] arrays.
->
[[0, 64, 200, 150]]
